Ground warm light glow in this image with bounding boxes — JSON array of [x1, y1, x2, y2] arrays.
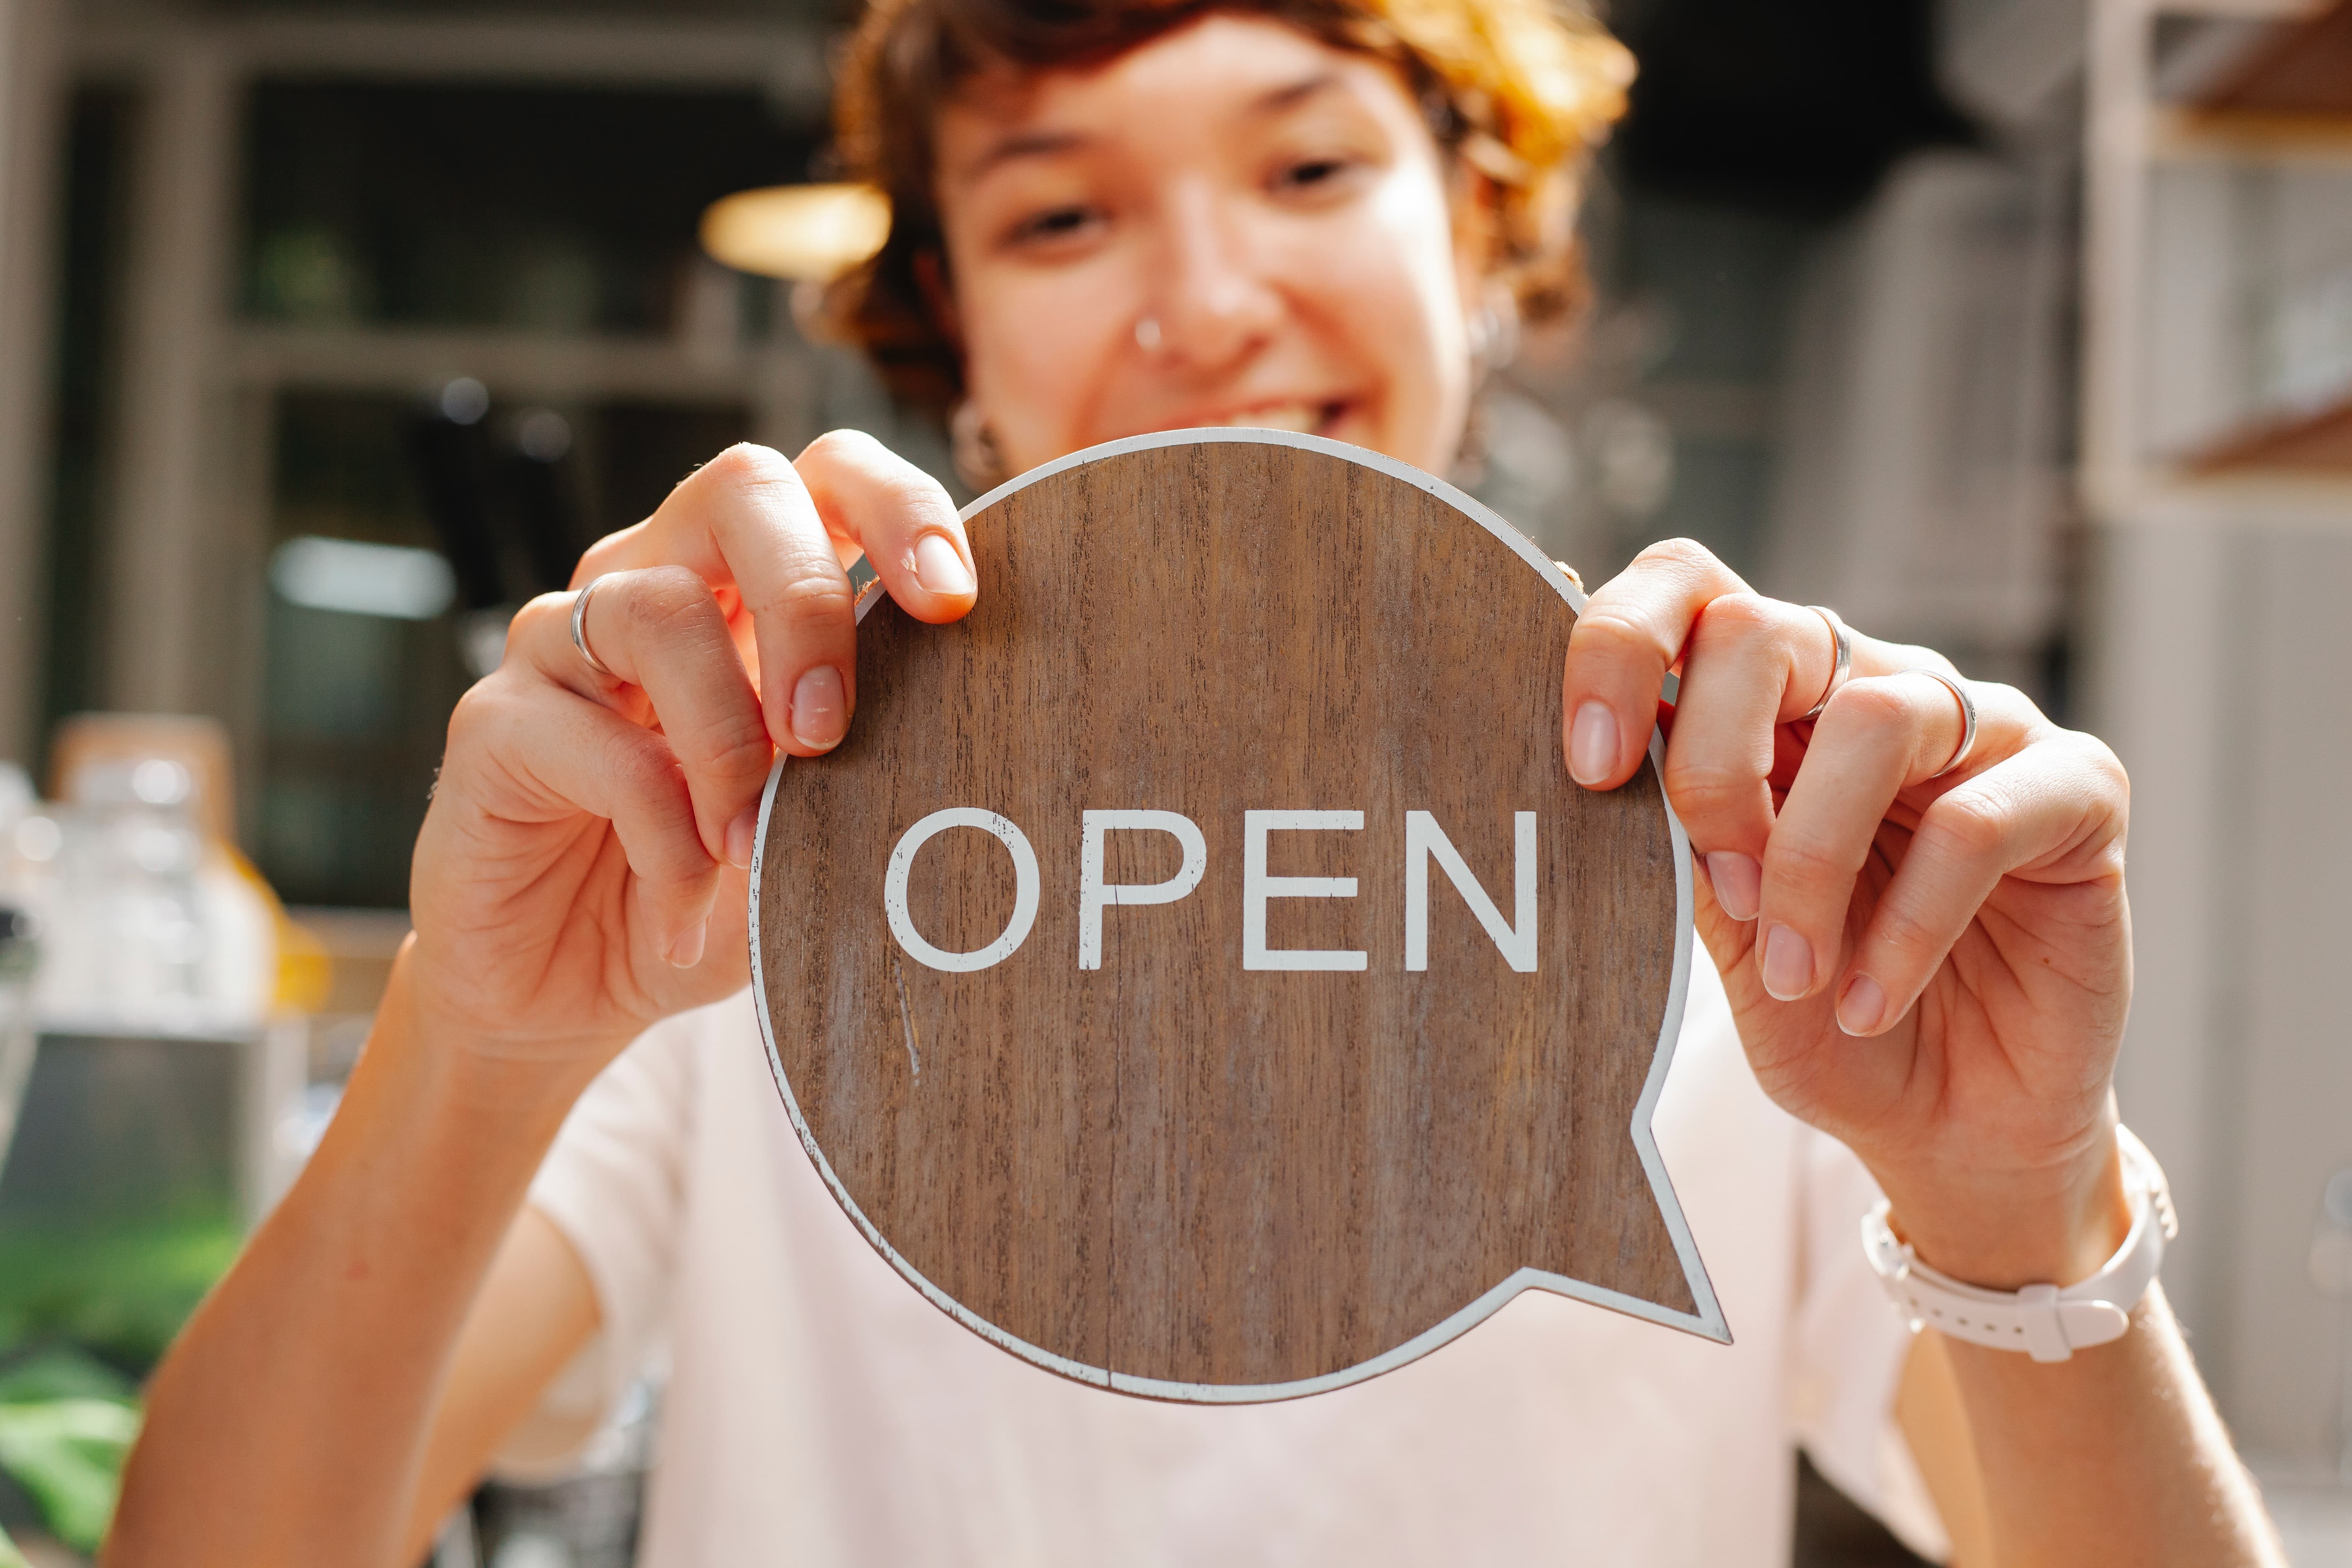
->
[[700, 183, 892, 282]]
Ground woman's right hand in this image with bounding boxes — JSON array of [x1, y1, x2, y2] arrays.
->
[[407, 433, 977, 1083], [112, 434, 970, 1567]]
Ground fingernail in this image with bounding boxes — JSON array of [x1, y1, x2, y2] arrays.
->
[[1837, 973, 1886, 1036], [913, 534, 974, 598], [1705, 852, 1762, 921], [1761, 923, 1814, 1001], [1569, 702, 1619, 786], [725, 806, 759, 871], [791, 665, 847, 750], [668, 917, 708, 970]]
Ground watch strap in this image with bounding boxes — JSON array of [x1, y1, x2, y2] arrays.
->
[[1862, 1126, 2177, 1363]]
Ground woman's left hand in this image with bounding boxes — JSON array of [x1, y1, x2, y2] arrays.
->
[[1563, 540, 2134, 1288]]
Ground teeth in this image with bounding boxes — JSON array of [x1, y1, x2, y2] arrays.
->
[[1214, 404, 1321, 433]]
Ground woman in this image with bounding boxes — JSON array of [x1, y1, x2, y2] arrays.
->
[[111, 0, 2281, 1563]]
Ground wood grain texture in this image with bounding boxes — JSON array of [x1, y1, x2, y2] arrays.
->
[[756, 436, 1694, 1396]]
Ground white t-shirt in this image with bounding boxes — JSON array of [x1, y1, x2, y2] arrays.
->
[[512, 949, 1947, 1566]]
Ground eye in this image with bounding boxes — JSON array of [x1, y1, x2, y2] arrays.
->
[[1272, 155, 1359, 195], [1009, 204, 1101, 246]]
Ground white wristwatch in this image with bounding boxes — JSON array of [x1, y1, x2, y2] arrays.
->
[[1862, 1126, 2178, 1363]]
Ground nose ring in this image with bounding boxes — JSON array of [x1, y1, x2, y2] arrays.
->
[[1135, 316, 1162, 352]]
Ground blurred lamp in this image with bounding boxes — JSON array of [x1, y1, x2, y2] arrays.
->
[[271, 536, 456, 622], [700, 183, 891, 282]]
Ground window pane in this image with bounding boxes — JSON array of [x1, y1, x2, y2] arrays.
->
[[258, 391, 750, 907], [240, 80, 817, 333]]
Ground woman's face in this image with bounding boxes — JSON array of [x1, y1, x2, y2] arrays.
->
[[933, 14, 1485, 478]]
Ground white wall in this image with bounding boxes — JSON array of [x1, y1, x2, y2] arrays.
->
[[1761, 149, 2066, 683]]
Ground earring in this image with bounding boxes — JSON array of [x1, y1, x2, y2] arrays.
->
[[1135, 315, 1163, 352], [950, 398, 1008, 493], [1469, 281, 1520, 373]]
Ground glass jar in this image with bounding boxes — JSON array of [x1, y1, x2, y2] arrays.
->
[[0, 901, 37, 1176]]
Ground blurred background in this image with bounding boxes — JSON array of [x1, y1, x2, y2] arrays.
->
[[0, 0, 2346, 1563]]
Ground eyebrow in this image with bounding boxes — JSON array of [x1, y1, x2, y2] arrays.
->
[[955, 69, 1348, 183], [958, 129, 1092, 183], [1255, 70, 1343, 115]]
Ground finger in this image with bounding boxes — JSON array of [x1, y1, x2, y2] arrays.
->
[[1661, 593, 1848, 921], [586, 436, 973, 629], [794, 429, 975, 625], [1832, 718, 2124, 1039], [592, 445, 861, 756], [1752, 672, 2027, 1004], [578, 441, 970, 759], [511, 573, 773, 872], [1563, 539, 1751, 791], [454, 674, 722, 967]]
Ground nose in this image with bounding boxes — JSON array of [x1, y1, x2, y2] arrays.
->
[[1139, 181, 1283, 374]]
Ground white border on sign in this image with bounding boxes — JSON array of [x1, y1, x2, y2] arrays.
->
[[746, 427, 1729, 1404]]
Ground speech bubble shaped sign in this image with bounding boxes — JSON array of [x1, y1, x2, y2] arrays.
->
[[751, 430, 1726, 1402]]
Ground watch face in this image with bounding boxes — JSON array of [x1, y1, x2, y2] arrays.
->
[[751, 429, 1720, 1402]]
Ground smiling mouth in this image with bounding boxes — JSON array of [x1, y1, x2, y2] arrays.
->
[[1196, 400, 1349, 436]]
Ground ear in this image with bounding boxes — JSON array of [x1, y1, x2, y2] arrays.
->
[[913, 248, 965, 351], [1446, 167, 1504, 325]]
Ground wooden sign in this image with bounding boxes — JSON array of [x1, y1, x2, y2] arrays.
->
[[751, 430, 1724, 1403]]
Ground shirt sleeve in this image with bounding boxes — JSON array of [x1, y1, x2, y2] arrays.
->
[[489, 1005, 701, 1479], [1788, 1124, 1952, 1561]]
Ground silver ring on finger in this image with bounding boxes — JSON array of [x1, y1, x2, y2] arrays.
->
[[1900, 667, 1978, 779], [1798, 605, 1852, 721], [571, 574, 618, 682]]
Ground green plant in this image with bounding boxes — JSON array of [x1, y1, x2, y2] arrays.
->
[[0, 1348, 142, 1554], [0, 1207, 242, 1368]]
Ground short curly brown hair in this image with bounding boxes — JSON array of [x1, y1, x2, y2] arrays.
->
[[821, 0, 1634, 408]]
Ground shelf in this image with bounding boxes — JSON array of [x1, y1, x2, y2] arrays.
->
[[2185, 392, 2352, 474], [2152, 0, 2352, 155], [2188, 0, 2352, 119], [2154, 105, 2352, 159]]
